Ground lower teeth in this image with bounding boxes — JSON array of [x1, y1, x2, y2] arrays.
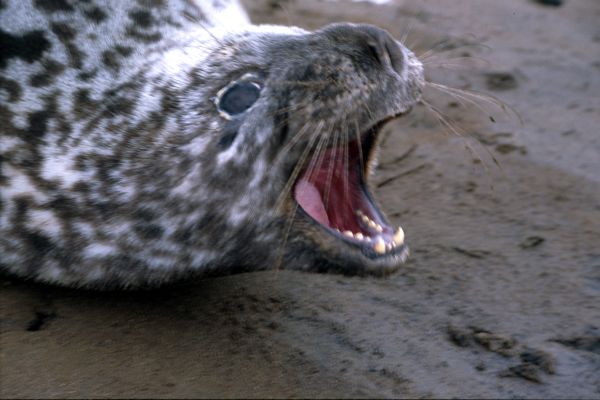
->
[[333, 211, 405, 255]]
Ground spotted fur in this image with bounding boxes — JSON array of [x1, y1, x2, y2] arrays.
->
[[0, 0, 424, 288]]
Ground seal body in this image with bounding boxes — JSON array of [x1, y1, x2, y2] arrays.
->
[[0, 0, 424, 288]]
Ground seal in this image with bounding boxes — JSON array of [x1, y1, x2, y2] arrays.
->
[[0, 0, 424, 288]]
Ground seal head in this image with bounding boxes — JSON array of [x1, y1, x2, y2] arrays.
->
[[0, 1, 423, 287]]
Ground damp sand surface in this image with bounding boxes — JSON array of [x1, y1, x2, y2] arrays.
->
[[1, 0, 599, 398]]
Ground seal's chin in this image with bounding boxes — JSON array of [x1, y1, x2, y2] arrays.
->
[[293, 122, 407, 260]]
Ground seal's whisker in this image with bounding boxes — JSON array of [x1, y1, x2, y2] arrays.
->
[[424, 82, 492, 120], [274, 124, 328, 269], [306, 122, 332, 185], [274, 202, 299, 271], [420, 98, 496, 176], [422, 55, 491, 67], [425, 81, 522, 123], [196, 21, 225, 47], [322, 122, 339, 210], [418, 39, 491, 61], [273, 100, 316, 117], [273, 121, 311, 165], [422, 58, 492, 72], [276, 120, 328, 212], [421, 98, 467, 139], [271, 99, 330, 165], [400, 18, 415, 46], [353, 119, 365, 175], [342, 122, 351, 210], [274, 122, 318, 211]]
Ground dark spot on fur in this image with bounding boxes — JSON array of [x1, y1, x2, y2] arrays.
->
[[125, 27, 162, 43], [133, 208, 156, 222], [0, 29, 51, 69], [66, 42, 85, 69], [0, 76, 22, 102], [73, 88, 98, 119], [115, 45, 134, 57], [23, 93, 63, 141], [50, 22, 76, 41], [137, 0, 165, 8], [34, 0, 74, 13], [27, 110, 51, 138], [101, 50, 120, 70], [101, 46, 133, 71], [129, 9, 156, 28], [29, 59, 66, 87], [160, 88, 179, 113], [109, 254, 147, 271], [173, 226, 193, 243], [83, 6, 108, 23], [50, 23, 85, 68], [24, 232, 54, 254], [47, 195, 80, 219], [105, 96, 135, 116], [77, 68, 98, 81], [218, 119, 242, 149], [134, 223, 164, 239], [89, 200, 122, 218]]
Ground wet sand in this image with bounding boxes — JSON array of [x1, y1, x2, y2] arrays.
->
[[1, 0, 599, 398]]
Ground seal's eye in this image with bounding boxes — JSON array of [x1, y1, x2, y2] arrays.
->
[[217, 81, 261, 118]]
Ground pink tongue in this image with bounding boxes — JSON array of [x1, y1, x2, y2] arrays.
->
[[294, 178, 330, 226]]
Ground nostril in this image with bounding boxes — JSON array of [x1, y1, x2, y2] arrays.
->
[[364, 27, 404, 75], [384, 38, 404, 75], [366, 42, 385, 66]]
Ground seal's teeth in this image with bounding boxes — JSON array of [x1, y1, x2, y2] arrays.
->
[[393, 227, 405, 245], [386, 242, 393, 251], [355, 233, 364, 240], [373, 238, 386, 254], [374, 224, 383, 233], [343, 230, 354, 238], [362, 215, 370, 223]]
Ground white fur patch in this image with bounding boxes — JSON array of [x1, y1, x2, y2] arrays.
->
[[1, 165, 47, 202], [26, 209, 63, 236], [40, 152, 90, 188], [83, 243, 117, 258]]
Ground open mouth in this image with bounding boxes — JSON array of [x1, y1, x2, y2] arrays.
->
[[293, 121, 406, 258]]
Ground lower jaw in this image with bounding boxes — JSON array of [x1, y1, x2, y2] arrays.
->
[[292, 205, 410, 274], [288, 228, 410, 276]]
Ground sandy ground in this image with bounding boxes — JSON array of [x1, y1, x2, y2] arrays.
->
[[1, 0, 599, 398]]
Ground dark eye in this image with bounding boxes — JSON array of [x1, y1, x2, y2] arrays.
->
[[217, 81, 261, 117]]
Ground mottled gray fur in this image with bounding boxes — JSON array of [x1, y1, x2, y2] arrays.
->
[[0, 0, 423, 288]]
